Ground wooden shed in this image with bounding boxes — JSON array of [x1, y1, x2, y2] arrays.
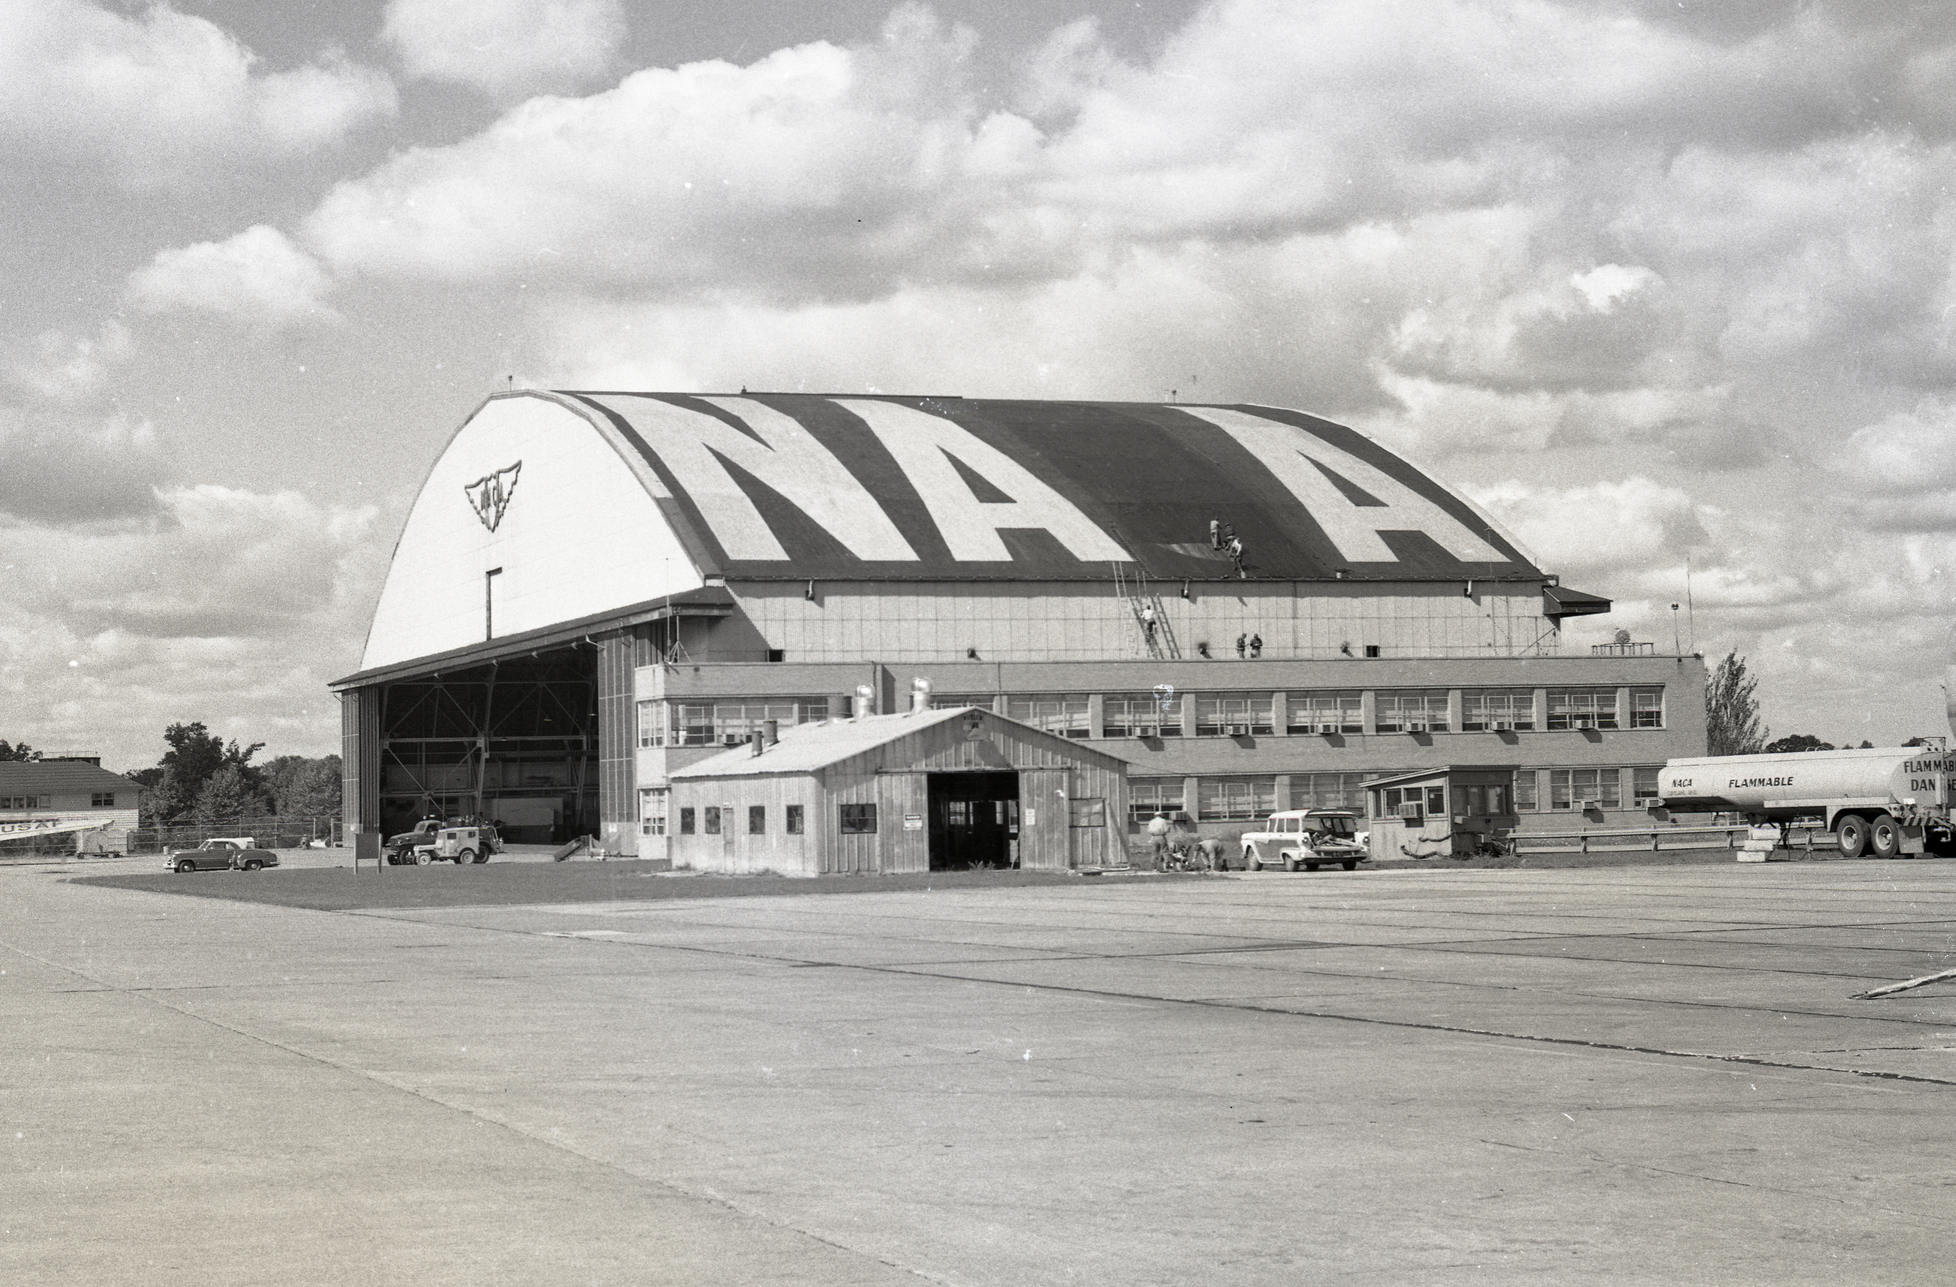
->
[[1363, 764, 1519, 861], [666, 705, 1131, 876]]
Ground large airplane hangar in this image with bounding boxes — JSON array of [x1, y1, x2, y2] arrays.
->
[[333, 391, 1706, 871]]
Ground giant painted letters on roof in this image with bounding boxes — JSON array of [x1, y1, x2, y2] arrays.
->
[[570, 393, 1535, 581]]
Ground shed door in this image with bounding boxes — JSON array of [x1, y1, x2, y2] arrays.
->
[[1018, 769, 1070, 870]]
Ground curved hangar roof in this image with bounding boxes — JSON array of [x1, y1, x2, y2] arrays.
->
[[359, 392, 1547, 670]]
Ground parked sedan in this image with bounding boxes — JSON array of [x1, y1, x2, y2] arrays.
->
[[165, 839, 279, 873]]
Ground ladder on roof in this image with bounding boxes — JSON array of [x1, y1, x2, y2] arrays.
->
[[1113, 564, 1180, 660]]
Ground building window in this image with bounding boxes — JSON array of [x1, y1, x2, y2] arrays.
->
[[91, 793, 116, 808], [1068, 798, 1107, 827], [1286, 691, 1362, 734], [1130, 777, 1185, 824], [1632, 766, 1661, 805], [638, 789, 668, 837], [1375, 690, 1449, 733], [1195, 693, 1275, 737], [1550, 768, 1621, 810], [1547, 689, 1618, 731], [749, 805, 766, 834], [1, 795, 49, 809], [1460, 783, 1510, 815], [1514, 771, 1538, 812], [1198, 776, 1277, 821], [1293, 772, 1367, 810], [667, 698, 831, 747], [1462, 689, 1534, 732], [703, 807, 721, 835], [636, 700, 668, 748], [1103, 691, 1181, 738], [786, 804, 804, 834], [1382, 786, 1432, 824], [1630, 688, 1664, 729], [679, 807, 696, 835], [1005, 693, 1090, 738], [838, 803, 878, 834]]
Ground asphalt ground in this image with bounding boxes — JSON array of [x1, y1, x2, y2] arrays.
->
[[9, 854, 1956, 1284]]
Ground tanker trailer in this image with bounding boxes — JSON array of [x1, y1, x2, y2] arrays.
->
[[1657, 746, 1953, 858]]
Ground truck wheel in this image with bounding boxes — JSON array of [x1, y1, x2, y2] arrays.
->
[[1837, 814, 1870, 859], [414, 849, 431, 866], [175, 860, 194, 874], [456, 849, 477, 865], [1870, 814, 1901, 860]]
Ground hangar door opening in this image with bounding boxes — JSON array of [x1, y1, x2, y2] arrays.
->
[[927, 771, 1019, 871], [376, 648, 598, 844]]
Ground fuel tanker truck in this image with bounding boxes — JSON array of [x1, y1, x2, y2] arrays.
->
[[1656, 745, 1954, 858]]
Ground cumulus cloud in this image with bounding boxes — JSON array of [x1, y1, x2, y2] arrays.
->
[[0, 408, 167, 525], [127, 226, 337, 326], [6, 321, 133, 406], [381, 0, 626, 98], [0, 0, 395, 184], [0, 486, 385, 766]]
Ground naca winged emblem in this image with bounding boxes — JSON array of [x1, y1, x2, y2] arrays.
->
[[464, 462, 521, 532]]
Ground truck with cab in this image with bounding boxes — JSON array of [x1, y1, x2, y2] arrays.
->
[[1657, 745, 1954, 858]]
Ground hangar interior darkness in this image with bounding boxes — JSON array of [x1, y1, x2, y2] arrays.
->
[[376, 650, 600, 843]]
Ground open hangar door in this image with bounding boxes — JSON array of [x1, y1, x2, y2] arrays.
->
[[371, 648, 600, 844]]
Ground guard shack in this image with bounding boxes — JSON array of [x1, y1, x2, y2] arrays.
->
[[666, 705, 1131, 876], [1364, 765, 1518, 861]]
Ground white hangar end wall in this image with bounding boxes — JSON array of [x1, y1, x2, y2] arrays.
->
[[336, 388, 1708, 864]]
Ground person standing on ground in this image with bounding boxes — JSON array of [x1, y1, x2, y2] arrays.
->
[[1147, 810, 1172, 867]]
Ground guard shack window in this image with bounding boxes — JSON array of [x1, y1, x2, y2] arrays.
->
[[838, 803, 878, 833]]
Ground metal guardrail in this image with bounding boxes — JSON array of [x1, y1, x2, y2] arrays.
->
[[1513, 823, 1834, 855]]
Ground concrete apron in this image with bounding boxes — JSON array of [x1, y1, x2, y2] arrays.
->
[[8, 862, 1956, 1285]]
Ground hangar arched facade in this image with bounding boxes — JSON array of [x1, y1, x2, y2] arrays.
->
[[333, 391, 1706, 867]]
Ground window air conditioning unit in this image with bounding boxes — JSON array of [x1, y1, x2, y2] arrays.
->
[[1405, 722, 1428, 733], [1397, 802, 1424, 819], [1577, 799, 1598, 811], [721, 733, 746, 747], [1133, 724, 1158, 738], [1227, 724, 1251, 736], [1492, 720, 1514, 731]]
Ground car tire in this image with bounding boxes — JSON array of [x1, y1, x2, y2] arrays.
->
[[175, 860, 194, 874], [457, 849, 477, 866], [1245, 849, 1259, 872], [1870, 813, 1901, 860], [1342, 859, 1358, 871], [1303, 861, 1319, 872], [243, 859, 263, 871], [414, 849, 431, 866], [1283, 855, 1298, 872], [1837, 814, 1870, 859]]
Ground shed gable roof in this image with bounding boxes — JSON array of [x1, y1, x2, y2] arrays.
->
[[667, 706, 1129, 779]]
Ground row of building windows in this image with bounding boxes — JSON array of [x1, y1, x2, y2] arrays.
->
[[1, 795, 51, 809], [1131, 765, 1664, 824], [637, 687, 1667, 747]]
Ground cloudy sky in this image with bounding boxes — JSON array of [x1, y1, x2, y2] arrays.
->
[[4, 0, 1955, 771]]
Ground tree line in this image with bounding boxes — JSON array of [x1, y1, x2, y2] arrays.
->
[[118, 723, 341, 824]]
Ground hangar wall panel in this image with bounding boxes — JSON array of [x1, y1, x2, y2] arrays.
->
[[362, 396, 702, 670], [339, 687, 380, 834]]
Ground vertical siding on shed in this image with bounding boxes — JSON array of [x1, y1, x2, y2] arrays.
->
[[823, 771, 882, 874], [1019, 768, 1070, 870], [669, 772, 821, 876], [876, 773, 929, 874]]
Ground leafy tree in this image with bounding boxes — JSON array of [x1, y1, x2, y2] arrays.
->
[[192, 764, 266, 824], [261, 754, 342, 818], [1764, 733, 1833, 753], [1705, 651, 1767, 756], [144, 722, 269, 823], [0, 740, 39, 761]]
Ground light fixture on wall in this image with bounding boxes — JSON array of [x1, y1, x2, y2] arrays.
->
[[1180, 579, 1191, 600], [966, 646, 980, 659], [804, 579, 816, 602]]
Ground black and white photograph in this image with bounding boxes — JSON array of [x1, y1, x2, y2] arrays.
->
[[7, 1, 1956, 1282]]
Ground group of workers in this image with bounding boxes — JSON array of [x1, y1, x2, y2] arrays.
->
[[1144, 810, 1226, 870]]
